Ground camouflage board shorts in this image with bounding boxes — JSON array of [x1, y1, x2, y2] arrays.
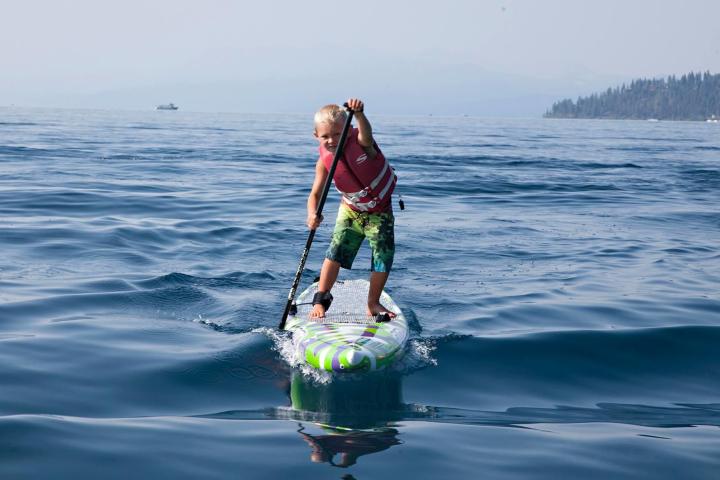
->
[[325, 205, 395, 272]]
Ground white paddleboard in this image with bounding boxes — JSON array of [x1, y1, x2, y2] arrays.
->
[[284, 279, 409, 372]]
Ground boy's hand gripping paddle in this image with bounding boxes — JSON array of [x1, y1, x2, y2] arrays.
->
[[279, 104, 355, 330]]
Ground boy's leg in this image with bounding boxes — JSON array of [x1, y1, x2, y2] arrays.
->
[[365, 210, 396, 317], [367, 271, 395, 317], [310, 258, 341, 318]]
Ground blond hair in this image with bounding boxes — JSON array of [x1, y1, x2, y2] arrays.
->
[[313, 104, 347, 127]]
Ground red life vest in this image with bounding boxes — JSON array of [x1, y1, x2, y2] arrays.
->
[[319, 128, 396, 212]]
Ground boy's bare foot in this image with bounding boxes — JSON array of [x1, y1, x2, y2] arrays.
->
[[367, 302, 396, 318], [309, 303, 327, 319]]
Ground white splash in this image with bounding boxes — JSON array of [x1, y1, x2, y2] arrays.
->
[[253, 327, 334, 384]]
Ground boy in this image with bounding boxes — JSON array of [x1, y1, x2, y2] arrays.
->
[[307, 98, 397, 319]]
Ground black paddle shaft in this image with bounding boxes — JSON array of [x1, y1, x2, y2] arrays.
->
[[279, 105, 355, 330]]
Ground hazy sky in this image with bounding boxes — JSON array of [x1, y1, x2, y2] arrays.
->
[[3, 0, 719, 115]]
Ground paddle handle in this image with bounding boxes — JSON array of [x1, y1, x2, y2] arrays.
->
[[279, 104, 355, 330]]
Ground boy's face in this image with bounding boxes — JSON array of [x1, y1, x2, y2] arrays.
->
[[313, 120, 344, 153]]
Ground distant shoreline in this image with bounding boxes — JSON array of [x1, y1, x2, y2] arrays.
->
[[544, 116, 719, 123], [545, 71, 720, 122]]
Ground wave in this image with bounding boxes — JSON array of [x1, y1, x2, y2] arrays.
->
[[0, 270, 280, 328], [199, 402, 720, 430]]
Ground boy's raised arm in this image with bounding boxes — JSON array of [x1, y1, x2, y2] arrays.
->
[[347, 98, 378, 158]]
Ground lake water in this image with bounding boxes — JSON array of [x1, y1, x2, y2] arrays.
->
[[1, 107, 719, 479]]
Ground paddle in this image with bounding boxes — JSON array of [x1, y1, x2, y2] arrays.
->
[[279, 103, 355, 330]]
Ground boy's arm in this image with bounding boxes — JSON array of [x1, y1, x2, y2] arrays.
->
[[306, 158, 329, 229], [347, 98, 378, 159]]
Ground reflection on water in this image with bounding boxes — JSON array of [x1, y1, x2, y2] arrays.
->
[[289, 371, 404, 468], [289, 372, 403, 426], [296, 423, 400, 468], [196, 367, 720, 470]]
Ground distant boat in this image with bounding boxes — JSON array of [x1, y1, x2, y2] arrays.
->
[[647, 118, 660, 122], [706, 115, 719, 123], [156, 103, 178, 111]]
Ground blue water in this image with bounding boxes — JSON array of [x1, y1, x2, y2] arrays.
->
[[1, 107, 719, 479]]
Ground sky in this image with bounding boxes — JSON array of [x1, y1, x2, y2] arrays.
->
[[2, 0, 720, 116]]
